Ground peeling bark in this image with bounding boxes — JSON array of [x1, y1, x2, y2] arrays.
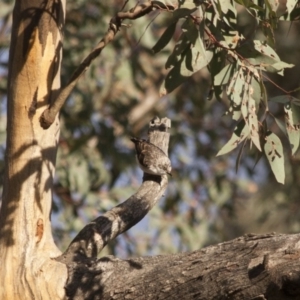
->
[[0, 1, 67, 299]]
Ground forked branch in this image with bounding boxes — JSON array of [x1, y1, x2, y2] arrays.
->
[[59, 117, 171, 262], [40, 1, 175, 129]]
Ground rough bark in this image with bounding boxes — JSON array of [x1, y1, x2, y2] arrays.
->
[[63, 233, 300, 300], [61, 117, 171, 262]]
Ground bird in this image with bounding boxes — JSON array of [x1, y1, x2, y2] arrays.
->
[[131, 137, 172, 176]]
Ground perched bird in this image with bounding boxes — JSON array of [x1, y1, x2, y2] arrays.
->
[[131, 137, 172, 176]]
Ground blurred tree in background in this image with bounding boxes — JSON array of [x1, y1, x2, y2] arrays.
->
[[0, 0, 300, 258]]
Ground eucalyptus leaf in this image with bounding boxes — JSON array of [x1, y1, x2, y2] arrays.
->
[[248, 96, 261, 151], [284, 103, 300, 154], [249, 73, 262, 105], [180, 0, 199, 9], [253, 40, 280, 60], [173, 7, 197, 20], [270, 95, 290, 104], [239, 75, 261, 151], [163, 47, 213, 94], [267, 61, 294, 74], [286, 0, 298, 14], [152, 22, 177, 54], [217, 121, 250, 156], [181, 18, 198, 44], [214, 63, 235, 86], [228, 67, 245, 106], [165, 34, 190, 69], [267, 0, 280, 12], [264, 132, 285, 184]]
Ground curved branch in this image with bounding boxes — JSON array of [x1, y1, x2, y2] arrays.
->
[[59, 117, 171, 261], [40, 2, 175, 129]]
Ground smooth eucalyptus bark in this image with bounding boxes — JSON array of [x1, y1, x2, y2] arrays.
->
[[0, 1, 67, 299]]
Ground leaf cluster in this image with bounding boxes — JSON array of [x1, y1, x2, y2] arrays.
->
[[152, 0, 300, 183]]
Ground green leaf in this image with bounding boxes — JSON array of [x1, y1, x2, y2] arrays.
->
[[270, 95, 300, 106], [227, 105, 242, 121], [248, 97, 261, 151], [264, 0, 278, 21], [250, 73, 262, 105], [227, 67, 245, 106], [264, 131, 285, 184], [241, 87, 261, 151], [233, 0, 244, 5], [284, 103, 300, 154], [222, 32, 241, 49], [152, 22, 177, 54], [209, 48, 226, 75], [259, 23, 275, 48], [250, 40, 294, 74], [165, 34, 190, 69], [173, 7, 197, 20], [210, 0, 221, 21], [267, 61, 294, 75], [181, 18, 199, 45], [286, 0, 298, 14], [214, 63, 235, 86], [269, 95, 290, 104], [218, 0, 234, 14], [233, 71, 262, 151], [217, 120, 250, 156], [253, 40, 279, 60], [259, 78, 268, 113], [163, 41, 213, 94], [267, 0, 280, 12], [180, 0, 199, 9]]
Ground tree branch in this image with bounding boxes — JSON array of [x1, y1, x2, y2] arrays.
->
[[63, 232, 300, 299], [59, 117, 171, 261], [40, 1, 175, 129]]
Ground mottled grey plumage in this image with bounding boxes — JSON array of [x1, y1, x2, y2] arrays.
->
[[131, 137, 172, 176]]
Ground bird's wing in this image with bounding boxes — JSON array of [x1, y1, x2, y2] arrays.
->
[[136, 142, 157, 168]]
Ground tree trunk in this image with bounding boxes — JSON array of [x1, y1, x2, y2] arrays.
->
[[0, 1, 67, 299], [1, 2, 300, 300]]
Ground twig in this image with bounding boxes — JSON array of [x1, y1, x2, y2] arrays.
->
[[40, 2, 174, 129]]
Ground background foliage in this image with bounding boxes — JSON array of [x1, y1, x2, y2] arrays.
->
[[1, 0, 300, 257]]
